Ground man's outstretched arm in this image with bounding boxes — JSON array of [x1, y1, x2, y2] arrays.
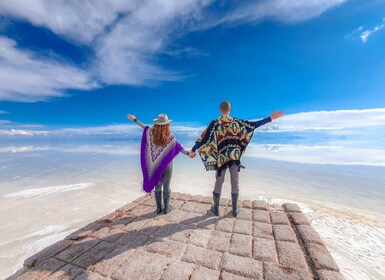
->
[[251, 110, 284, 128]]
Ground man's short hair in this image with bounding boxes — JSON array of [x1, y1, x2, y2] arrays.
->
[[220, 101, 231, 112]]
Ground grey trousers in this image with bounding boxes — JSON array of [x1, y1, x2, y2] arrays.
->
[[155, 163, 173, 193], [214, 164, 240, 194]]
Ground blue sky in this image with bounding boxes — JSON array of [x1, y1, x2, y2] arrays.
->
[[0, 0, 384, 127]]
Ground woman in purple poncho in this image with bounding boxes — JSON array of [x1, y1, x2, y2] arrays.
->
[[128, 113, 193, 214]]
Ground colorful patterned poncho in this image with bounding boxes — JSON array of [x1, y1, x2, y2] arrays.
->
[[193, 116, 271, 174], [140, 126, 184, 193]]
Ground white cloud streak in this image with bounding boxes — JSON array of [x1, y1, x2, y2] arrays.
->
[[0, 0, 347, 101], [359, 18, 385, 43]]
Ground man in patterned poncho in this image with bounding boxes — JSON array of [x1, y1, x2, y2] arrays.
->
[[191, 101, 284, 217]]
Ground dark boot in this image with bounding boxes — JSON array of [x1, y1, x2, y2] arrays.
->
[[231, 193, 239, 217], [163, 191, 171, 214], [211, 192, 221, 216], [155, 192, 163, 214]]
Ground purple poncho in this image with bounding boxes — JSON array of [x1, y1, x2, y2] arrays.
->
[[140, 126, 184, 193]]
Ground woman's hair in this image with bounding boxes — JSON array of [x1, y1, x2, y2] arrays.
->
[[152, 124, 171, 146]]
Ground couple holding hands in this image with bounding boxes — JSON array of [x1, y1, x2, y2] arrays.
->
[[127, 101, 284, 217]]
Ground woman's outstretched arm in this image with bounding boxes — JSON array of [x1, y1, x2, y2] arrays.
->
[[127, 114, 145, 129]]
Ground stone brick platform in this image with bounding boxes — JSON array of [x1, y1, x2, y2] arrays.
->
[[9, 193, 344, 280]]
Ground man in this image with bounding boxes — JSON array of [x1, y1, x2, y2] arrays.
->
[[191, 101, 284, 217]]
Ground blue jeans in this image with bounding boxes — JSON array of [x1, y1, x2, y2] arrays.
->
[[155, 163, 173, 193]]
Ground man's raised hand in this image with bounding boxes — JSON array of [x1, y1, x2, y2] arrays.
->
[[271, 110, 284, 121], [189, 152, 196, 158], [127, 114, 136, 121]]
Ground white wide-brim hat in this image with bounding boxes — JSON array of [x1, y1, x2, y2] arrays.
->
[[153, 113, 172, 125]]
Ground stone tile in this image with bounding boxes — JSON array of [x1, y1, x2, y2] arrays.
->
[[140, 255, 172, 280], [317, 269, 345, 280], [233, 219, 252, 235], [220, 271, 250, 280], [253, 237, 278, 263], [91, 227, 125, 243], [273, 225, 297, 242], [252, 210, 270, 223], [229, 233, 252, 257], [168, 224, 194, 243], [182, 245, 222, 270], [276, 241, 307, 268], [252, 200, 268, 210], [110, 215, 136, 231], [170, 192, 182, 199], [207, 230, 232, 253], [65, 222, 105, 241], [152, 223, 175, 238], [263, 262, 312, 280], [221, 253, 263, 279], [215, 217, 235, 233], [297, 225, 324, 245], [253, 222, 273, 239], [241, 200, 252, 209], [117, 232, 149, 247], [128, 204, 155, 217], [283, 203, 301, 213], [193, 203, 211, 214], [191, 266, 220, 280], [122, 217, 150, 232], [15, 258, 66, 280], [171, 199, 185, 209], [160, 260, 195, 280], [91, 246, 136, 277], [139, 219, 164, 236], [270, 211, 290, 225], [71, 241, 116, 269], [132, 195, 151, 204], [220, 197, 230, 206], [24, 239, 73, 268], [146, 239, 185, 257], [74, 271, 110, 280], [290, 212, 311, 225], [201, 196, 213, 204], [56, 237, 100, 263], [181, 211, 206, 225], [115, 202, 138, 214], [305, 243, 340, 271], [177, 193, 192, 201], [188, 228, 212, 247], [111, 250, 156, 280], [142, 197, 157, 206], [189, 195, 204, 202], [236, 208, 252, 220], [180, 201, 199, 212], [47, 264, 84, 280], [164, 209, 188, 223], [196, 217, 217, 230]]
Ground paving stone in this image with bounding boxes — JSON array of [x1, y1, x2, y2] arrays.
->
[[283, 203, 302, 212], [140, 256, 172, 280], [164, 209, 188, 223], [207, 230, 232, 253], [270, 211, 290, 225], [152, 223, 175, 238], [196, 216, 217, 230], [297, 225, 324, 245], [65, 222, 105, 241], [241, 200, 252, 208], [233, 219, 252, 235], [168, 224, 194, 243], [182, 245, 223, 270], [177, 193, 192, 201], [139, 219, 164, 236], [91, 227, 125, 243], [253, 237, 278, 263], [117, 232, 149, 247], [305, 243, 340, 271], [263, 262, 312, 280], [220, 271, 250, 280], [146, 239, 185, 257], [47, 263, 84, 280], [201, 196, 213, 204], [115, 202, 138, 214], [132, 195, 151, 204], [276, 241, 307, 268], [180, 201, 199, 212], [253, 222, 273, 239], [71, 241, 116, 269], [91, 246, 136, 277], [187, 228, 212, 247], [191, 266, 220, 280], [127, 204, 154, 217], [170, 192, 182, 199], [171, 199, 185, 209], [236, 208, 252, 220], [24, 239, 73, 268], [180, 211, 205, 225], [160, 260, 195, 280], [221, 253, 263, 279], [15, 258, 66, 280], [252, 210, 270, 223], [111, 250, 156, 280], [110, 215, 136, 231], [317, 269, 345, 280], [229, 233, 252, 257], [74, 271, 110, 280], [220, 197, 230, 206], [215, 217, 235, 233], [189, 195, 204, 202], [252, 200, 268, 210], [122, 217, 150, 232], [193, 203, 211, 214], [290, 212, 311, 225], [142, 197, 157, 206], [273, 224, 297, 242], [55, 237, 100, 263]]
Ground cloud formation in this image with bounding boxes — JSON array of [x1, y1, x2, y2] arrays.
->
[[0, 0, 346, 102], [360, 18, 385, 43]]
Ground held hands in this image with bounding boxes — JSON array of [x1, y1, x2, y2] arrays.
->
[[271, 110, 284, 121], [127, 114, 136, 121], [189, 152, 196, 158]]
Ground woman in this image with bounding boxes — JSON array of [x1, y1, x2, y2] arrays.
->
[[128, 113, 193, 214]]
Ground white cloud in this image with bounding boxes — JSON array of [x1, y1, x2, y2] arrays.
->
[[258, 108, 385, 132], [359, 18, 385, 43], [0, 1, 347, 101], [0, 37, 96, 102]]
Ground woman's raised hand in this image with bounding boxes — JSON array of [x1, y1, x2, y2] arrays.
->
[[127, 114, 136, 121]]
